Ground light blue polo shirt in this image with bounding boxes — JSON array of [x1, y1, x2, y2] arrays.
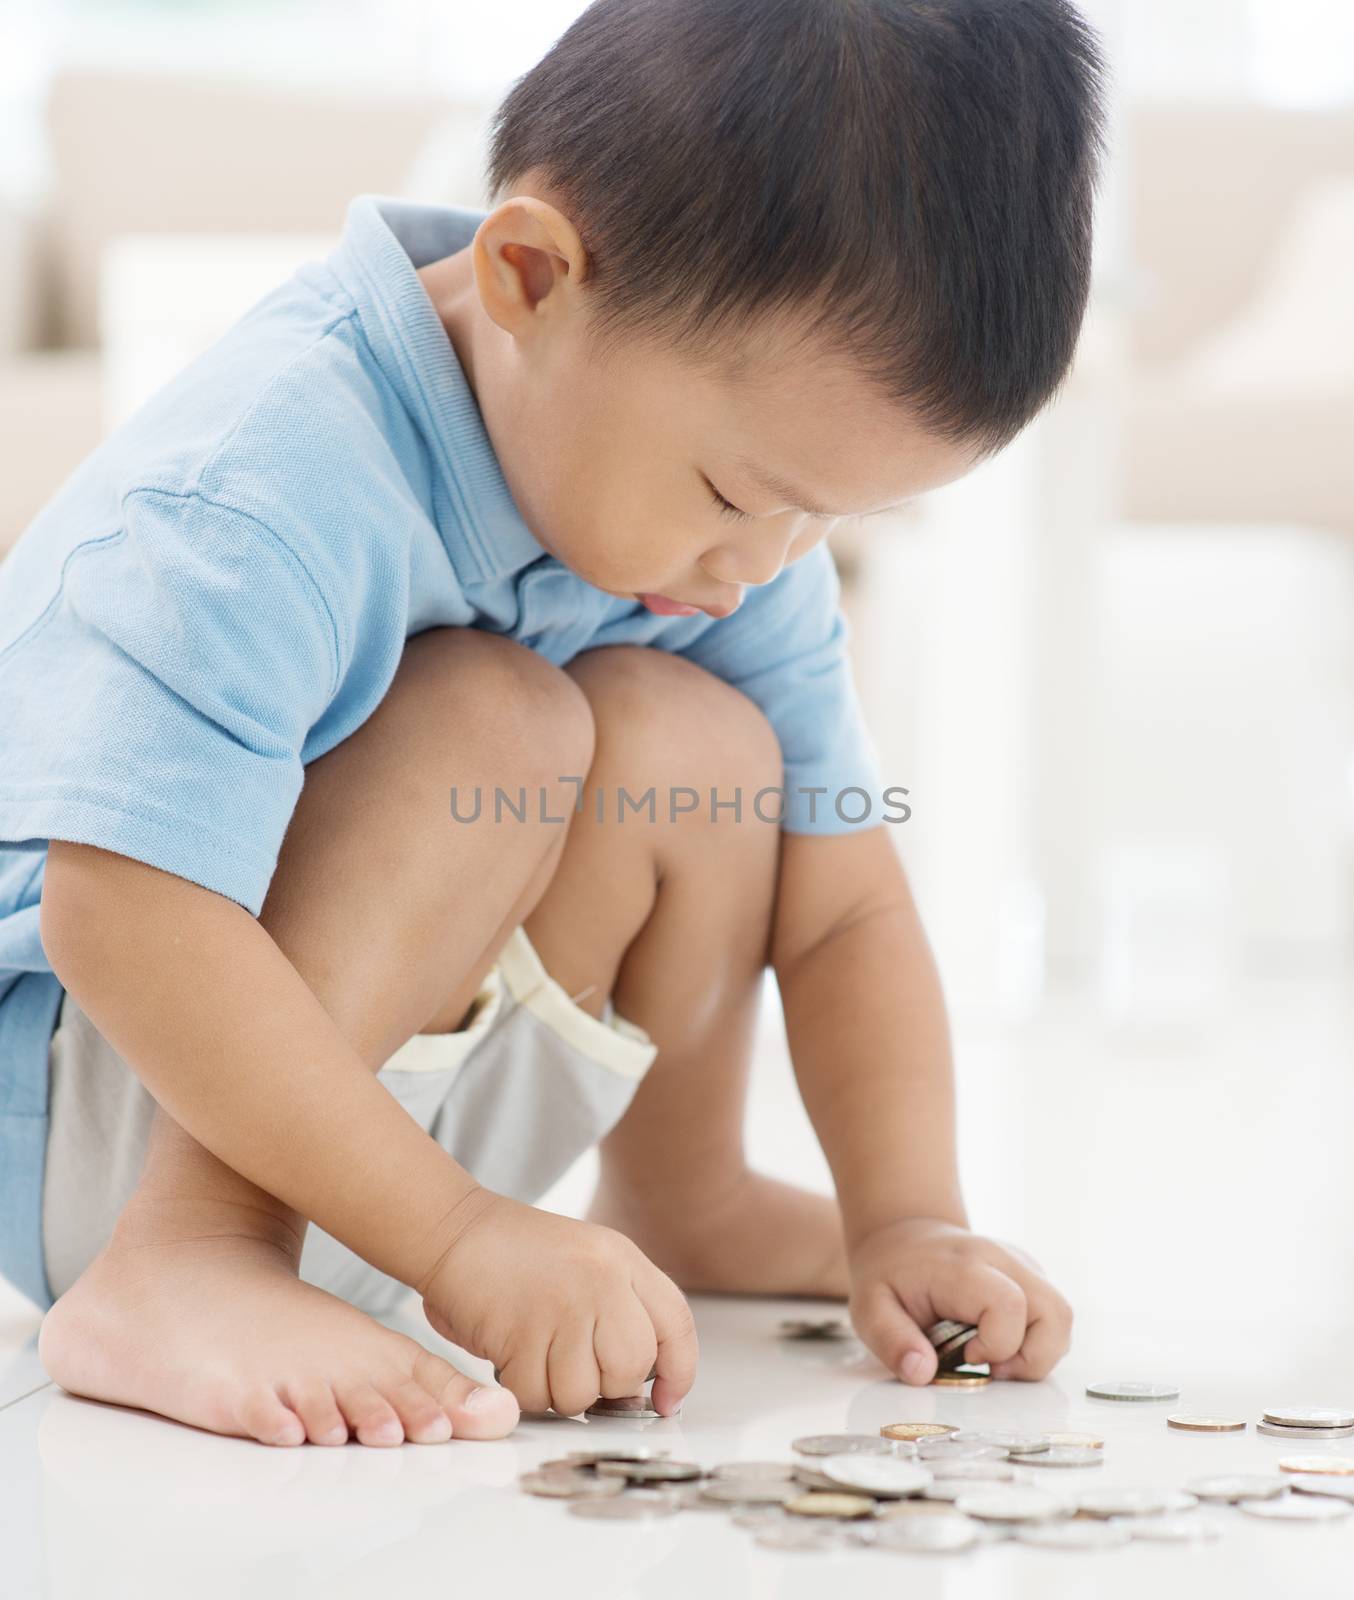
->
[[0, 194, 888, 1309]]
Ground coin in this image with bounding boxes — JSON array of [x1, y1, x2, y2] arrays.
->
[[1289, 1476, 1354, 1502], [954, 1487, 1066, 1522], [1015, 1519, 1131, 1550], [1020, 1447, 1105, 1469], [876, 1500, 964, 1519], [1263, 1407, 1354, 1430], [585, 1395, 661, 1420], [1257, 1421, 1354, 1440], [711, 1461, 797, 1482], [780, 1318, 852, 1342], [932, 1369, 991, 1388], [922, 1476, 1021, 1502], [700, 1479, 798, 1505], [1113, 1513, 1219, 1543], [793, 1433, 894, 1457], [564, 1446, 670, 1466], [1187, 1474, 1287, 1502], [1077, 1488, 1198, 1518], [595, 1458, 703, 1483], [1279, 1456, 1354, 1475], [881, 1422, 959, 1442], [568, 1493, 679, 1520], [872, 1515, 982, 1553], [1166, 1414, 1246, 1432], [794, 1466, 843, 1490], [917, 1437, 1008, 1461], [785, 1491, 877, 1520], [1085, 1381, 1180, 1402], [928, 1459, 1017, 1483], [819, 1454, 931, 1498], [950, 1430, 1051, 1455], [666, 1483, 727, 1511], [927, 1320, 980, 1369], [1046, 1431, 1105, 1450], [519, 1469, 624, 1499], [1241, 1494, 1352, 1522]]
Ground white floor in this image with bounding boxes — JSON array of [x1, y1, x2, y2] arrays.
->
[[2, 961, 1353, 1597]]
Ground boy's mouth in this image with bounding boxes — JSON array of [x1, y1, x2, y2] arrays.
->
[[636, 591, 739, 620]]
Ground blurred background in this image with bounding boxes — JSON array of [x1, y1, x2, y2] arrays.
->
[[1, 0, 1352, 1359]]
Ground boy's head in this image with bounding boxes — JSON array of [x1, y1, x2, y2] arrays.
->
[[432, 0, 1108, 618]]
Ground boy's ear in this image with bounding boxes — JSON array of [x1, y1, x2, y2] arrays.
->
[[472, 196, 589, 333]]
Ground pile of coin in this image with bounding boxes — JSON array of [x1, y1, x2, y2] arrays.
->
[[1256, 1405, 1354, 1442]]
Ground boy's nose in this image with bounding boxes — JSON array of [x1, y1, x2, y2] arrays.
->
[[708, 526, 798, 589]]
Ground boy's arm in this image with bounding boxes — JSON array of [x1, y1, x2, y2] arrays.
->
[[771, 825, 1073, 1383], [40, 841, 487, 1292]]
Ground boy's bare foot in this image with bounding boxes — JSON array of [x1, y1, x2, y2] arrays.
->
[[587, 1170, 850, 1300], [39, 1215, 520, 1447]]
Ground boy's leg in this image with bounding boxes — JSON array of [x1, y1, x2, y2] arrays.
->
[[531, 645, 850, 1297], [40, 628, 592, 1446]]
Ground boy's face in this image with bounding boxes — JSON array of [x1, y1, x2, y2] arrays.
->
[[420, 186, 980, 620]]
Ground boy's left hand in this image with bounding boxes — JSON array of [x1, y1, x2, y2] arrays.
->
[[847, 1216, 1073, 1384]]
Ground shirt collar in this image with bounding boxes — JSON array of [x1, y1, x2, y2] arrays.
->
[[327, 194, 550, 583]]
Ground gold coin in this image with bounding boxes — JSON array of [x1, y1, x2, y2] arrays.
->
[[1279, 1456, 1354, 1475], [784, 1492, 877, 1520], [932, 1371, 991, 1388], [1166, 1415, 1247, 1433], [1045, 1432, 1104, 1450], [880, 1422, 959, 1442], [876, 1500, 962, 1519]]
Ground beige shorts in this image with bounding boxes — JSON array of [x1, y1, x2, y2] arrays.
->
[[41, 923, 658, 1311]]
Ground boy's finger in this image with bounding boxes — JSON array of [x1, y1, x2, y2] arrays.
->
[[985, 1277, 1073, 1380], [632, 1266, 699, 1415], [592, 1298, 659, 1398], [852, 1282, 938, 1385], [546, 1326, 605, 1419], [955, 1263, 1029, 1368]]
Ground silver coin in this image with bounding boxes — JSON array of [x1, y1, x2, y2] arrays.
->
[[1085, 1381, 1180, 1402], [819, 1454, 931, 1497], [585, 1395, 661, 1420], [712, 1461, 797, 1482], [927, 1319, 971, 1344], [665, 1483, 727, 1511], [1078, 1487, 1197, 1518], [1020, 1447, 1105, 1469], [595, 1458, 703, 1484], [794, 1466, 842, 1490], [753, 1522, 843, 1551], [568, 1492, 680, 1520], [1016, 1519, 1131, 1550], [950, 1430, 1050, 1455], [1263, 1406, 1354, 1430], [1257, 1421, 1354, 1440], [1241, 1493, 1352, 1522], [1187, 1474, 1288, 1503], [564, 1446, 670, 1466], [731, 1505, 794, 1530], [872, 1515, 982, 1553], [1290, 1475, 1354, 1502], [700, 1478, 799, 1505], [1113, 1512, 1218, 1542], [793, 1433, 894, 1457], [928, 1459, 1018, 1483], [923, 1475, 1021, 1502], [918, 1437, 1009, 1462], [519, 1468, 624, 1499], [954, 1487, 1067, 1522]]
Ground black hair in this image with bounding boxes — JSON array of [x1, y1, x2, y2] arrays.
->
[[487, 0, 1110, 457]]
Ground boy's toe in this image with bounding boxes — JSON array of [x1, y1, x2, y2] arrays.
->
[[384, 1377, 454, 1443], [335, 1381, 405, 1446], [414, 1354, 519, 1439], [234, 1384, 307, 1447], [285, 1378, 349, 1445]]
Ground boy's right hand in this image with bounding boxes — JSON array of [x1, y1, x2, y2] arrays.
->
[[418, 1189, 698, 1418]]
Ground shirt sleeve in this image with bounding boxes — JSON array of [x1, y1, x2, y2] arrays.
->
[[0, 488, 341, 917], [670, 540, 890, 833]]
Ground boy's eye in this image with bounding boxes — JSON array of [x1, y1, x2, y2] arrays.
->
[[707, 481, 753, 521]]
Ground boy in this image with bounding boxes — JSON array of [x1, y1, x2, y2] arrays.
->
[[0, 0, 1104, 1445]]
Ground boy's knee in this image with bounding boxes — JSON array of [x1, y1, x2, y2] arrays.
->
[[566, 644, 783, 788], [410, 627, 596, 783]]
